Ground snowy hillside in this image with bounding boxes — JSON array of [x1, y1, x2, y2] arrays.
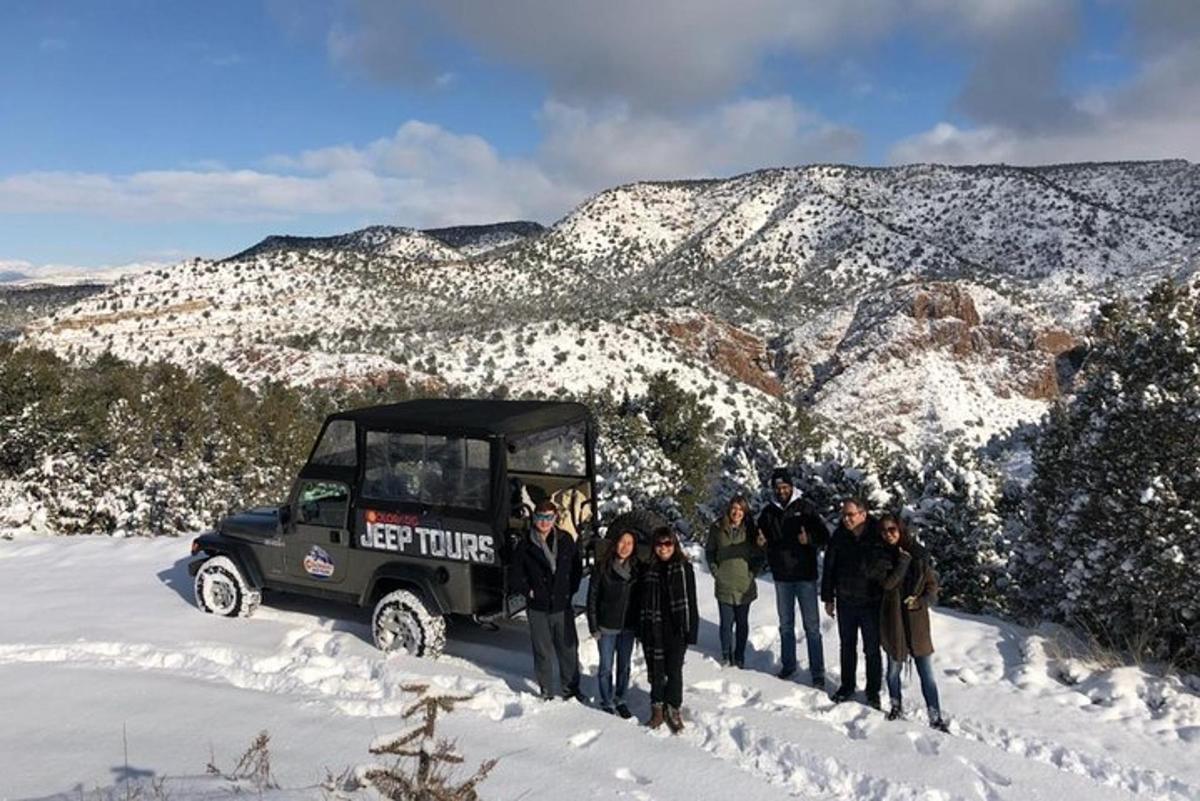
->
[[17, 160, 1200, 449], [2, 536, 1198, 801]]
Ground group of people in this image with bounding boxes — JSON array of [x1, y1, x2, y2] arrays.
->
[[509, 467, 948, 735]]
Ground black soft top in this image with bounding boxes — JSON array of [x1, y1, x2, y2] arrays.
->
[[328, 399, 592, 438]]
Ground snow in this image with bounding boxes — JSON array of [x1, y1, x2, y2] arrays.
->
[[2, 536, 1198, 801]]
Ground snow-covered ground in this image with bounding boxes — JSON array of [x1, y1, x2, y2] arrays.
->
[[2, 536, 1199, 801]]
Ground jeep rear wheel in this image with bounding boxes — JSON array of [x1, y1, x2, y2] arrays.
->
[[194, 555, 260, 618], [372, 589, 446, 658]]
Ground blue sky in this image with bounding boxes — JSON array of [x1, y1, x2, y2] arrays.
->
[[1, 0, 1197, 269]]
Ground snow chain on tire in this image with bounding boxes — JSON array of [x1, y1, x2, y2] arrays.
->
[[194, 555, 261, 618], [372, 589, 446, 658]]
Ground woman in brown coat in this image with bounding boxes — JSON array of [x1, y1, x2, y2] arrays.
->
[[876, 514, 948, 732]]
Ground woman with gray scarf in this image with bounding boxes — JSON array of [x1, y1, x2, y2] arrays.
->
[[587, 530, 640, 717]]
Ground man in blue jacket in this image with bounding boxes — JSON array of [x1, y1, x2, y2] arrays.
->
[[511, 500, 584, 701]]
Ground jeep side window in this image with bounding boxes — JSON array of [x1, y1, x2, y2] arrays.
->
[[296, 480, 350, 528], [310, 420, 356, 467], [362, 431, 490, 510], [508, 423, 587, 476]]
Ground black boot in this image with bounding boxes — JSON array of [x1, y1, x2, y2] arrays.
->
[[886, 703, 903, 721]]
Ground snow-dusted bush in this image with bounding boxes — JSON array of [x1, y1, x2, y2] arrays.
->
[[889, 446, 1009, 613], [1014, 280, 1200, 669], [0, 346, 420, 535]]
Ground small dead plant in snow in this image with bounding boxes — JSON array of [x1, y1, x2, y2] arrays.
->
[[362, 683, 498, 801], [206, 730, 278, 794]]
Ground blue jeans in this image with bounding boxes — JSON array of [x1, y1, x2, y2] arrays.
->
[[597, 630, 636, 709], [775, 580, 824, 680], [886, 653, 940, 715], [718, 601, 750, 663]]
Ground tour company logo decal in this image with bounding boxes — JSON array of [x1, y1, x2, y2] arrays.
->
[[361, 509, 496, 564], [303, 545, 336, 579]]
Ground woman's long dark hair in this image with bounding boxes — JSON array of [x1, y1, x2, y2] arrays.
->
[[652, 526, 688, 564], [603, 529, 638, 571], [879, 513, 915, 551]]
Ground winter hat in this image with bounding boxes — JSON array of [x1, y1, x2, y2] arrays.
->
[[769, 467, 793, 488]]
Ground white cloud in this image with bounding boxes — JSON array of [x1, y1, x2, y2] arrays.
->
[[324, 0, 901, 108], [539, 97, 861, 188], [889, 38, 1200, 165], [1, 98, 862, 228]]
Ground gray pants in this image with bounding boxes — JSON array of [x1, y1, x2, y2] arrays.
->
[[527, 608, 580, 697]]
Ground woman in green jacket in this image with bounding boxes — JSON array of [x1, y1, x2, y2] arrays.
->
[[706, 495, 764, 668]]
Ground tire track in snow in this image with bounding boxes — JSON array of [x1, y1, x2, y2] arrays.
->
[[0, 632, 534, 722]]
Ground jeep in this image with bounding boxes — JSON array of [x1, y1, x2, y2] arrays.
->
[[188, 398, 630, 657]]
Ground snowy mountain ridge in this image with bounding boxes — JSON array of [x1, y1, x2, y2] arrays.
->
[[229, 220, 546, 262], [18, 159, 1200, 449]]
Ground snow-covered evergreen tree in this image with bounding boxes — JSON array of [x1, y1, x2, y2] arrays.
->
[[891, 446, 1009, 613], [1016, 280, 1200, 668]]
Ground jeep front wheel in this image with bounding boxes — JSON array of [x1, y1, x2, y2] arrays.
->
[[194, 555, 260, 618], [372, 589, 446, 658]]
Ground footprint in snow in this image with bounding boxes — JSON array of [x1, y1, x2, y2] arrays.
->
[[691, 678, 760, 708], [568, 729, 602, 749], [615, 767, 651, 785], [845, 716, 871, 740], [956, 755, 1013, 801], [905, 730, 941, 757]]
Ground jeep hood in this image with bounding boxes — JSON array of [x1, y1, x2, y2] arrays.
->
[[218, 507, 279, 539]]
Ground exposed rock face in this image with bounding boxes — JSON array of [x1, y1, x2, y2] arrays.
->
[[1033, 329, 1077, 356], [910, 284, 981, 327], [659, 313, 784, 397]]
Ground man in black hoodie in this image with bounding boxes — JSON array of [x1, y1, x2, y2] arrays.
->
[[821, 497, 886, 708], [511, 500, 584, 701], [756, 468, 830, 685]]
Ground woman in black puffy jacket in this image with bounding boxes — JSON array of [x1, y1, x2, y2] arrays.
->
[[587, 530, 640, 718]]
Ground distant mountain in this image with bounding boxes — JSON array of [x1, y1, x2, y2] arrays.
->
[[422, 221, 546, 255], [20, 160, 1200, 450], [228, 221, 545, 262]]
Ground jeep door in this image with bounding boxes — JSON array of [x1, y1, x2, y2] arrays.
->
[[284, 478, 353, 586]]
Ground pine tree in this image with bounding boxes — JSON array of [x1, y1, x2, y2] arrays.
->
[[1018, 280, 1200, 668], [893, 446, 1008, 613]]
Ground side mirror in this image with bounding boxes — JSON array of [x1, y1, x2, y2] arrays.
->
[[277, 503, 292, 534]]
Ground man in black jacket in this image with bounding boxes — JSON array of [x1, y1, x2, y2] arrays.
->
[[821, 497, 886, 708], [511, 500, 584, 701], [756, 467, 830, 685]]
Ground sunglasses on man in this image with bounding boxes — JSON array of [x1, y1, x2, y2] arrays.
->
[[532, 513, 556, 523]]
